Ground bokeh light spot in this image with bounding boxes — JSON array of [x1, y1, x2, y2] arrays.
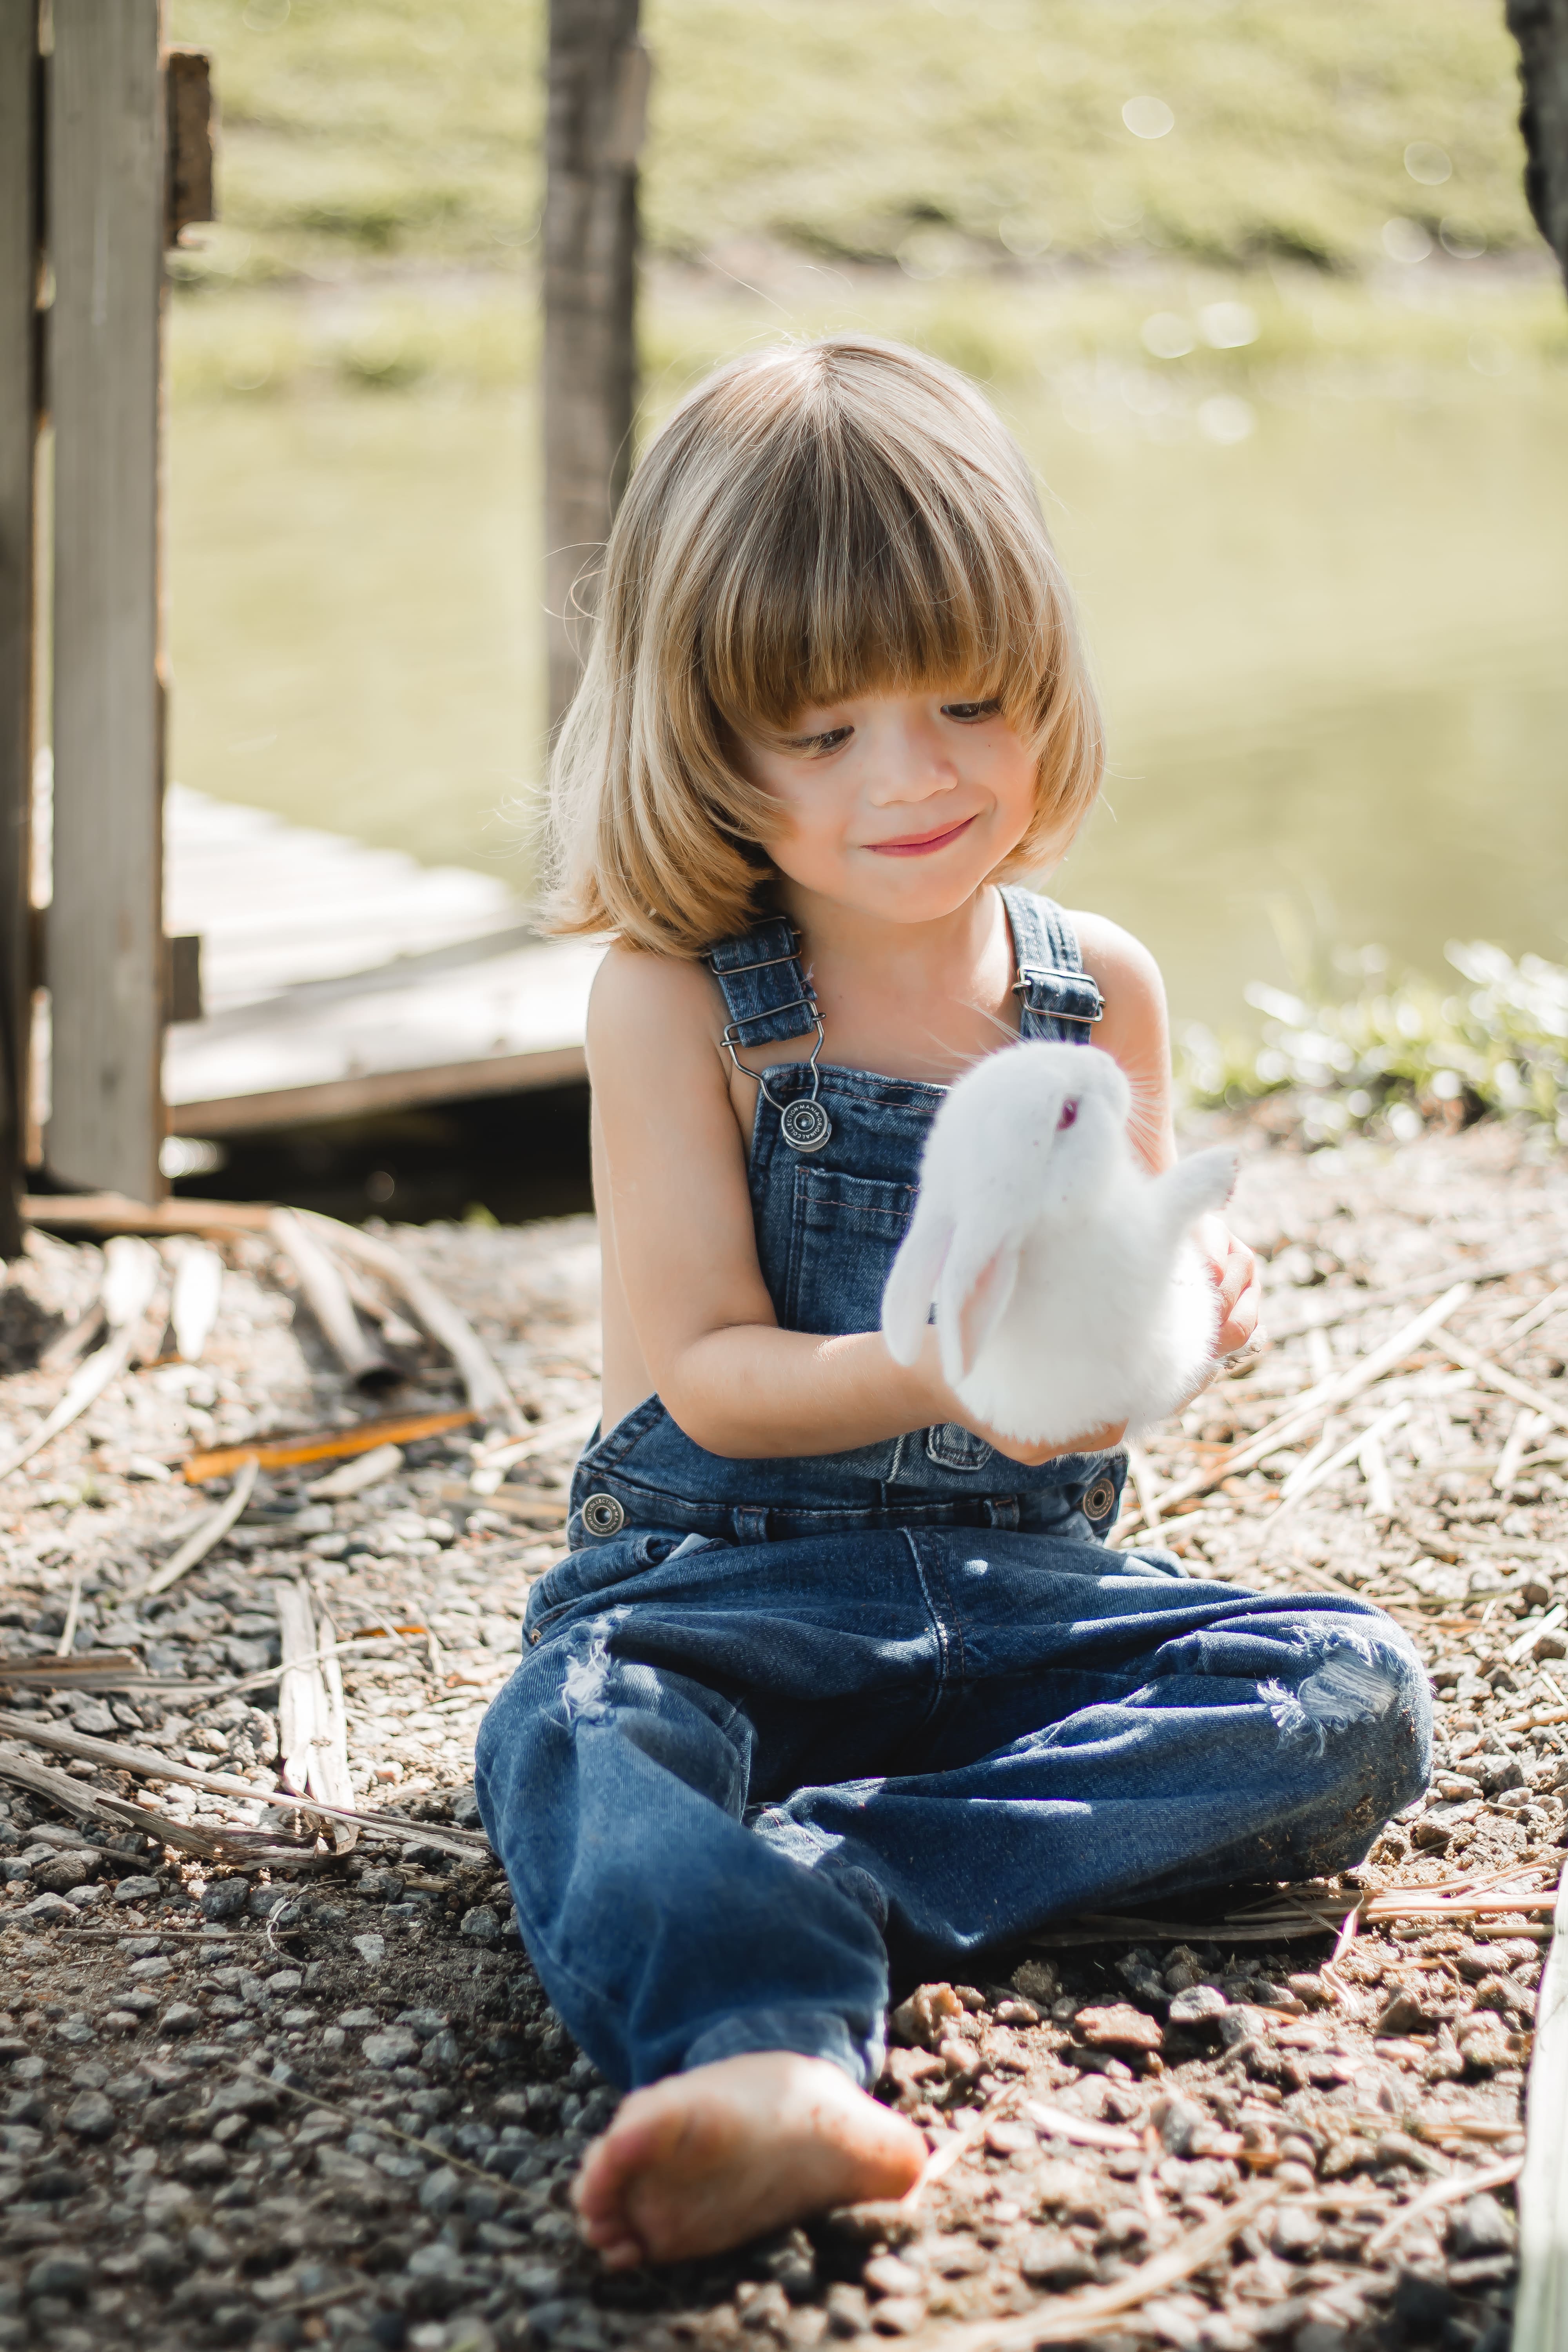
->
[[1141, 313, 1194, 359], [1197, 396, 1255, 445], [1122, 96, 1174, 140], [1382, 217, 1434, 265], [1404, 142, 1453, 187], [1200, 301, 1258, 349]]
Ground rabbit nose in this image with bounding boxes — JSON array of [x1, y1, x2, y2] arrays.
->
[[1057, 1099, 1079, 1130]]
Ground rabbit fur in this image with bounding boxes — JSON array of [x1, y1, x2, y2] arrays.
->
[[882, 1041, 1237, 1445]]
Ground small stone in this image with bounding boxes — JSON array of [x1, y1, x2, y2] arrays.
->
[[359, 1869, 405, 1902], [340, 2007, 381, 2030], [200, 1880, 248, 1921], [161, 2003, 202, 2035], [826, 2284, 870, 2338], [1393, 2273, 1454, 2333], [1166, 1984, 1229, 2032], [1376, 1987, 1436, 2036], [890, 1982, 962, 2049], [418, 2165, 461, 2218], [1270, 2207, 1325, 2263], [459, 1906, 501, 1944], [1073, 2004, 1163, 2054], [113, 1876, 163, 1907], [1152, 2095, 1205, 2157], [62, 2091, 115, 2141], [177, 2141, 231, 2184], [1448, 2192, 1516, 2260], [39, 1855, 99, 1900], [867, 2297, 924, 2336], [1012, 1958, 1060, 2006], [25, 2252, 92, 2301], [351, 1934, 386, 1966], [22, 1892, 76, 1925], [984, 2120, 1034, 2157], [362, 2028, 420, 2070], [1411, 1818, 1452, 1852], [862, 2253, 924, 2298], [1019, 2232, 1099, 2289]]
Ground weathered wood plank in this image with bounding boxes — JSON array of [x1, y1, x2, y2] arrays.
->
[[47, 0, 166, 1201], [0, 0, 41, 1255], [543, 0, 646, 730], [1514, 1862, 1568, 2352]]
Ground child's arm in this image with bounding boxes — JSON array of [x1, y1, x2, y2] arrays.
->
[[588, 945, 1120, 1464], [1074, 910, 1261, 1358]]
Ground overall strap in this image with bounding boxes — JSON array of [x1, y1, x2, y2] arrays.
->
[[704, 918, 820, 1049], [1001, 886, 1104, 1044]]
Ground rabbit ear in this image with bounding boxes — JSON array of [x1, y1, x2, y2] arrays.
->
[[881, 1203, 956, 1367], [942, 1241, 1022, 1383]]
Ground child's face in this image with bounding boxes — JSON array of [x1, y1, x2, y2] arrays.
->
[[737, 686, 1040, 924]]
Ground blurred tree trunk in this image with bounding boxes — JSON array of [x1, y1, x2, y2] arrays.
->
[[1507, 0, 1568, 290], [543, 0, 648, 735]]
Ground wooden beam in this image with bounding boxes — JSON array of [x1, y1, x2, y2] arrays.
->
[[47, 0, 167, 1203], [543, 0, 646, 731], [1507, 0, 1568, 292], [172, 1042, 589, 1138], [0, 0, 41, 1258], [1513, 1859, 1568, 2352]]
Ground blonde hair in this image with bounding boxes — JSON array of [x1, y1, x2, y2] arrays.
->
[[545, 335, 1103, 958]]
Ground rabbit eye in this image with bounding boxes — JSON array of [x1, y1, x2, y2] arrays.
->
[[1058, 1100, 1079, 1130]]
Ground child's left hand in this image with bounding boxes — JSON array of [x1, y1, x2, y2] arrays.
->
[[1198, 1214, 1262, 1357]]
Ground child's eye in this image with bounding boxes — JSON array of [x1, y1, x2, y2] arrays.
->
[[789, 726, 853, 757], [942, 698, 1004, 723]]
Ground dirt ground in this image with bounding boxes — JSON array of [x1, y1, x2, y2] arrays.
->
[[0, 1114, 1563, 2352]]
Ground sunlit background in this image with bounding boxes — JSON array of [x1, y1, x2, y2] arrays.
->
[[165, 0, 1568, 1031]]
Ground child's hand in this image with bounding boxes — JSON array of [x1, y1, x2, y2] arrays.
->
[[1197, 1213, 1262, 1357]]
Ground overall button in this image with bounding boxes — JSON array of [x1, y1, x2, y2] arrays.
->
[[1083, 1475, 1118, 1523], [582, 1492, 626, 1538]]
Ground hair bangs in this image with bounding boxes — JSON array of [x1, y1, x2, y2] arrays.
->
[[701, 403, 1033, 744]]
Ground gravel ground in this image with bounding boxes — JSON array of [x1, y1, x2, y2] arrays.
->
[[0, 1117, 1563, 2352]]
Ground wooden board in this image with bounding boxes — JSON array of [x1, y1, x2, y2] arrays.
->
[[47, 1, 166, 1203], [163, 786, 521, 1016], [1514, 1861, 1568, 2352], [0, 0, 39, 1254], [165, 925, 604, 1133]]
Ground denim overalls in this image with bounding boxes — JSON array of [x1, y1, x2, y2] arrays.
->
[[477, 889, 1429, 2092]]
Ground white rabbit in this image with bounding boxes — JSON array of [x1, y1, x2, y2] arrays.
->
[[881, 1041, 1238, 1446]]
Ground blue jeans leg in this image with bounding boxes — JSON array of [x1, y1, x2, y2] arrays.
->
[[477, 1532, 1430, 2092], [753, 1592, 1431, 1978], [475, 1624, 891, 2092]]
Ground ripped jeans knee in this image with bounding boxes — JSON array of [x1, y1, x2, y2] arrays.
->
[[1265, 1619, 1430, 1855]]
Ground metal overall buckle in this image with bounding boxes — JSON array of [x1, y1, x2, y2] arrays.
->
[[720, 1002, 833, 1154]]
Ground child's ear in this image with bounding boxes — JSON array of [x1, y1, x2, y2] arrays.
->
[[881, 1206, 955, 1367], [945, 1243, 1020, 1383]]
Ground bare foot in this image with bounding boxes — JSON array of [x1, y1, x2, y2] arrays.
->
[[572, 2051, 926, 2269]]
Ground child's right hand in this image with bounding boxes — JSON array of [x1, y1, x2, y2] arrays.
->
[[911, 1328, 1127, 1467]]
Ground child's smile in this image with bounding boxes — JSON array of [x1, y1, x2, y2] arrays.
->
[[738, 685, 1041, 921]]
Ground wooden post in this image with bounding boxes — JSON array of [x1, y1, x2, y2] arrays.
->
[[46, 0, 167, 1203], [1507, 0, 1568, 292], [0, 0, 41, 1259], [543, 0, 648, 733]]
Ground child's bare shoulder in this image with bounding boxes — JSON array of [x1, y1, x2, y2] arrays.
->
[[1063, 909, 1167, 1009], [587, 941, 726, 1076]]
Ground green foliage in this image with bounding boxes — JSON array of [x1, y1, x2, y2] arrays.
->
[[1180, 944, 1568, 1147], [168, 0, 1536, 285]]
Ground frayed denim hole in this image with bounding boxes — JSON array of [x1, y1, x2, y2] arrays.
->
[[1261, 1630, 1405, 1760], [560, 1617, 616, 1724]]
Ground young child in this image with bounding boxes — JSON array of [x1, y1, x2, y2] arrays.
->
[[475, 336, 1430, 2272]]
